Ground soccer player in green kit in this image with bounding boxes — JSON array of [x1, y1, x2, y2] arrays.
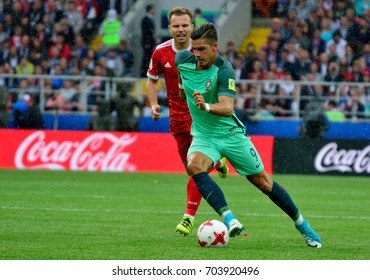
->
[[175, 23, 322, 248]]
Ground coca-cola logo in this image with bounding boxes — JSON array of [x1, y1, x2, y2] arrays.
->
[[314, 142, 370, 173], [15, 131, 138, 171]]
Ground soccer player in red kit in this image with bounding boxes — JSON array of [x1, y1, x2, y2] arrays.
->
[[146, 7, 229, 235]]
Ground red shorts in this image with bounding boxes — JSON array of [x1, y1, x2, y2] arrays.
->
[[173, 131, 192, 163]]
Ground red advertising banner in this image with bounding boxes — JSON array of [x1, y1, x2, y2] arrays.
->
[[0, 129, 273, 174]]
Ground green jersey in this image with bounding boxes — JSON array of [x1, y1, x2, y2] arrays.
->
[[175, 50, 246, 138]]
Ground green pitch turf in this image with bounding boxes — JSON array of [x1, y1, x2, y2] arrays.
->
[[0, 169, 369, 260]]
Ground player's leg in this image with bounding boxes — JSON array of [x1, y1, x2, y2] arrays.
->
[[246, 168, 322, 247], [188, 138, 244, 237], [174, 132, 202, 235], [175, 133, 228, 235], [232, 135, 322, 247]]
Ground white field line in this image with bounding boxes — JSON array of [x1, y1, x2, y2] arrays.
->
[[1, 206, 369, 220]]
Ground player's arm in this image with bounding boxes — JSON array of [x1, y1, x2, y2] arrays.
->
[[178, 74, 186, 102], [194, 91, 234, 116], [146, 77, 161, 120]]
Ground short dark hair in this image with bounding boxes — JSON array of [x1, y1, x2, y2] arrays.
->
[[167, 6, 193, 22], [146, 4, 154, 12], [190, 23, 218, 44]]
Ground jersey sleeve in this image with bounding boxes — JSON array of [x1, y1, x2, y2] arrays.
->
[[147, 49, 163, 79], [217, 61, 236, 98]]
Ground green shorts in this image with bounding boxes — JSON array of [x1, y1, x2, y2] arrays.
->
[[188, 132, 264, 176]]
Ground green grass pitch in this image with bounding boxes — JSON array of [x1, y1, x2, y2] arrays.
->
[[0, 169, 369, 260]]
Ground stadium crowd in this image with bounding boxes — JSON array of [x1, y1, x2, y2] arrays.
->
[[0, 0, 369, 130], [241, 0, 370, 121]]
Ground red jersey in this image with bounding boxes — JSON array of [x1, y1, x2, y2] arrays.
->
[[147, 39, 192, 134]]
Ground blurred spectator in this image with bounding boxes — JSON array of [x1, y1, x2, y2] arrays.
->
[[243, 42, 258, 75], [299, 99, 329, 138], [23, 94, 45, 129], [45, 89, 66, 112], [9, 1, 24, 26], [99, 8, 122, 49], [0, 87, 10, 127], [308, 29, 326, 61], [41, 14, 54, 47], [117, 40, 134, 76], [248, 59, 267, 80], [326, 30, 347, 58], [325, 100, 345, 122], [257, 49, 269, 70], [86, 99, 115, 131], [65, 1, 84, 34], [58, 17, 76, 46], [48, 33, 71, 61], [233, 56, 248, 81], [243, 84, 259, 113], [320, 18, 334, 43], [15, 57, 35, 75], [351, 61, 365, 82], [348, 16, 370, 55], [293, 47, 311, 79], [254, 99, 276, 120], [279, 71, 296, 96], [12, 94, 30, 128], [0, 22, 9, 45], [264, 39, 280, 65], [20, 16, 34, 37], [60, 79, 77, 106], [263, 71, 279, 95], [270, 17, 283, 34], [105, 48, 123, 77], [87, 64, 106, 107], [71, 34, 88, 62], [333, 0, 353, 21], [29, 0, 46, 27], [300, 73, 325, 112], [18, 34, 31, 59], [9, 25, 24, 48], [47, 0, 65, 24], [318, 52, 329, 77], [345, 87, 366, 119], [276, 0, 290, 17], [17, 79, 36, 101], [50, 65, 65, 90], [193, 8, 208, 27], [110, 83, 143, 131], [336, 15, 350, 39], [224, 41, 239, 65], [307, 62, 323, 81], [290, 0, 315, 21], [324, 62, 343, 93], [234, 83, 257, 124], [252, 0, 278, 18], [140, 4, 156, 77]]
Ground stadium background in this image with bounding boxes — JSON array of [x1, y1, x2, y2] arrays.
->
[[0, 1, 369, 267], [0, 0, 369, 176]]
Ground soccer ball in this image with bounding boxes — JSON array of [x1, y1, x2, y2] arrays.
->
[[197, 220, 229, 247]]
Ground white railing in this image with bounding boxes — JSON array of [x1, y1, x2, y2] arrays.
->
[[1, 74, 369, 120]]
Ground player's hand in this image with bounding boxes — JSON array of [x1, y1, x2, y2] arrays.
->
[[151, 104, 161, 121], [193, 91, 206, 111]]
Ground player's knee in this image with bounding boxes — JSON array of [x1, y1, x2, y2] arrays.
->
[[248, 172, 273, 194], [187, 160, 205, 176], [258, 180, 273, 194]]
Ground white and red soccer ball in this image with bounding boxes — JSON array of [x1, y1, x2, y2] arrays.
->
[[197, 220, 229, 247]]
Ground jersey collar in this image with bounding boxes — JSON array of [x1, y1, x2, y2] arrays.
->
[[171, 38, 192, 53]]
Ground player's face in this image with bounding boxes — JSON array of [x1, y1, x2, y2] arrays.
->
[[192, 39, 218, 70], [168, 15, 193, 46]]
